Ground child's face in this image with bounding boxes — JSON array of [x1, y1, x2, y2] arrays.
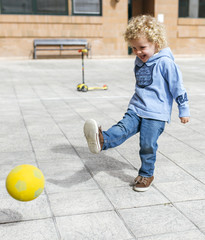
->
[[129, 37, 157, 63]]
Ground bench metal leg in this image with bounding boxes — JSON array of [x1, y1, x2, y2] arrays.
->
[[33, 47, 36, 59]]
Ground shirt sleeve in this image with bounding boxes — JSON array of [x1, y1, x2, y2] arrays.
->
[[162, 59, 190, 118]]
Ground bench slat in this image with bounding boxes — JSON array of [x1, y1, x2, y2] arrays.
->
[[33, 39, 90, 59], [34, 39, 88, 46]]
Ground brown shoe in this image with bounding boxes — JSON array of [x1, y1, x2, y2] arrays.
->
[[133, 175, 154, 192], [98, 126, 104, 150]]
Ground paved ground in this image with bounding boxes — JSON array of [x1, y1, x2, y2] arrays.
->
[[0, 56, 205, 240]]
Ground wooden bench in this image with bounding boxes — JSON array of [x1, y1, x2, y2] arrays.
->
[[33, 39, 91, 59]]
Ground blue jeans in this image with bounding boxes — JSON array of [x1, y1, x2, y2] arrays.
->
[[102, 109, 165, 177]]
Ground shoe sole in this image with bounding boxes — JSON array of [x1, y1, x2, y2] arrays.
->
[[133, 185, 151, 192], [84, 119, 101, 154]]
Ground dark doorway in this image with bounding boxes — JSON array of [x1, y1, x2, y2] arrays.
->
[[128, 0, 155, 54], [130, 0, 154, 18]]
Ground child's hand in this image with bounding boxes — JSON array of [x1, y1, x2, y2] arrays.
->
[[180, 117, 190, 124]]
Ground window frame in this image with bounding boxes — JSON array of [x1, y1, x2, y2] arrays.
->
[[199, 0, 205, 18], [178, 0, 205, 18], [178, 0, 189, 18], [0, 0, 68, 16], [72, 0, 102, 16]]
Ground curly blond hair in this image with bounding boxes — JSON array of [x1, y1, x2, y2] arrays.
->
[[124, 15, 167, 50]]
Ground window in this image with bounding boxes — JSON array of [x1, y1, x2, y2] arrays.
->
[[199, 0, 205, 18], [179, 0, 189, 17], [35, 0, 68, 15], [179, 0, 205, 18], [0, 0, 68, 15], [1, 0, 32, 14], [72, 0, 102, 16]]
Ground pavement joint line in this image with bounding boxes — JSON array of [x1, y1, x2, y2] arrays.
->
[[13, 82, 63, 240], [172, 201, 205, 235], [23, 95, 130, 101], [30, 90, 122, 237], [0, 95, 131, 103], [158, 150, 205, 186], [164, 131, 205, 154], [35, 91, 138, 240], [149, 184, 205, 236], [0, 216, 56, 225], [2, 92, 205, 103], [1, 58, 205, 239]]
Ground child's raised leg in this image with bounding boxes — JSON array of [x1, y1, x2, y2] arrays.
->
[[84, 109, 140, 153]]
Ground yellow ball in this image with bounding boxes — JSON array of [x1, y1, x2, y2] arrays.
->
[[6, 164, 45, 202]]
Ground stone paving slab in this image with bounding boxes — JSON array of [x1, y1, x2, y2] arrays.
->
[[104, 186, 169, 209], [119, 205, 197, 238], [49, 189, 114, 216], [0, 58, 205, 239], [0, 195, 51, 223], [137, 230, 205, 240], [155, 179, 205, 202], [0, 219, 60, 240], [55, 211, 133, 240]]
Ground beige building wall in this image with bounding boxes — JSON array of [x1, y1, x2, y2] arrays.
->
[[0, 0, 128, 59], [154, 0, 205, 55], [0, 0, 205, 58]]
